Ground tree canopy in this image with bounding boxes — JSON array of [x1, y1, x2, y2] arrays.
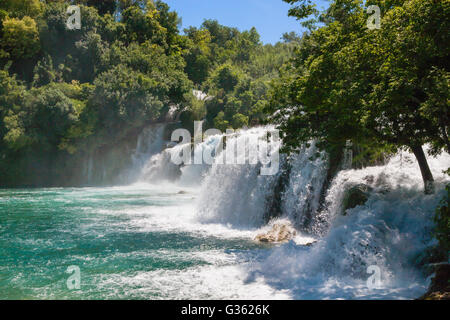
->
[[0, 0, 297, 185], [267, 0, 449, 193]]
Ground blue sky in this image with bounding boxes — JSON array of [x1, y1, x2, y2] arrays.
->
[[164, 0, 329, 44]]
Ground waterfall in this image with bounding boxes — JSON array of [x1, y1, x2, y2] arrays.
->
[[78, 123, 167, 186], [133, 125, 328, 229], [312, 146, 450, 235], [86, 153, 93, 184], [139, 147, 182, 182], [195, 131, 329, 229], [195, 127, 282, 227], [280, 141, 329, 230], [129, 123, 450, 298], [132, 124, 167, 171], [246, 149, 450, 298], [124, 124, 167, 183], [342, 140, 353, 170], [132, 124, 450, 239]]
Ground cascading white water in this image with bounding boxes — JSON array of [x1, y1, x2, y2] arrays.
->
[[280, 141, 329, 229], [134, 125, 288, 226], [132, 124, 167, 171], [124, 124, 168, 183], [195, 126, 282, 227], [130, 123, 449, 299], [139, 149, 181, 182], [311, 147, 450, 236], [247, 148, 450, 299], [84, 153, 94, 184]]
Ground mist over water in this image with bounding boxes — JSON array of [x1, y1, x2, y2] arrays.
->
[[1, 125, 449, 299]]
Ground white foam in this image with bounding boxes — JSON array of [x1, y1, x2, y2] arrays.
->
[[95, 264, 291, 300], [244, 149, 450, 299], [125, 123, 450, 299]]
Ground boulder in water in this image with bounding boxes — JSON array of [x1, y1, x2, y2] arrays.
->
[[342, 184, 372, 215], [419, 263, 450, 300], [255, 220, 297, 243]]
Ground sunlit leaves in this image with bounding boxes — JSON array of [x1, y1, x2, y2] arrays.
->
[[1, 16, 40, 59]]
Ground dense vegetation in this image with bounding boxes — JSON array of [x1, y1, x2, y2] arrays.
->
[[267, 0, 449, 194], [0, 0, 447, 298], [179, 20, 297, 131], [0, 0, 297, 185], [0, 0, 448, 194], [435, 184, 449, 257]]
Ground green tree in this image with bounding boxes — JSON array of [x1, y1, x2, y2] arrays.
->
[[232, 113, 249, 129], [77, 0, 118, 15], [0, 0, 297, 186], [87, 65, 165, 141], [213, 111, 230, 132], [268, 0, 449, 194], [282, 31, 301, 43], [434, 184, 450, 256], [0, 69, 27, 148], [183, 27, 212, 84], [208, 64, 241, 93], [0, 0, 42, 18], [1, 16, 40, 60], [27, 85, 78, 148]]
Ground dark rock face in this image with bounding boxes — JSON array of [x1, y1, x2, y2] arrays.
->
[[263, 158, 291, 223], [342, 184, 372, 215], [419, 264, 450, 300], [415, 245, 449, 273]]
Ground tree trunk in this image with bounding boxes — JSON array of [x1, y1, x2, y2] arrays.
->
[[411, 144, 435, 194]]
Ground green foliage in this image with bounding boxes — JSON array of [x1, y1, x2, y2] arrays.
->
[[213, 111, 230, 132], [0, 0, 445, 193], [28, 85, 78, 147], [1, 16, 40, 60], [76, 0, 118, 15], [89, 65, 163, 129], [179, 92, 207, 129], [0, 1, 296, 186], [2, 83, 78, 151], [268, 0, 449, 192], [282, 31, 301, 43], [0, 1, 192, 156], [0, 0, 42, 19], [103, 41, 191, 104], [207, 64, 241, 93], [0, 69, 26, 145], [122, 4, 165, 44], [434, 184, 450, 255], [179, 21, 298, 131], [232, 113, 249, 129]]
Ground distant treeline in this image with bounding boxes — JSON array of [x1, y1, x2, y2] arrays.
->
[[0, 0, 298, 185]]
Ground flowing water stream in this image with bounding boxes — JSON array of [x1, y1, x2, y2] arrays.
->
[[1, 125, 449, 299]]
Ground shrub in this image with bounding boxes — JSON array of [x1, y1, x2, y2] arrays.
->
[[435, 184, 450, 257]]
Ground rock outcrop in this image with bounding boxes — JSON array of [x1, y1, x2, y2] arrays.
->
[[419, 263, 450, 300], [255, 220, 297, 243], [342, 184, 372, 215]]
